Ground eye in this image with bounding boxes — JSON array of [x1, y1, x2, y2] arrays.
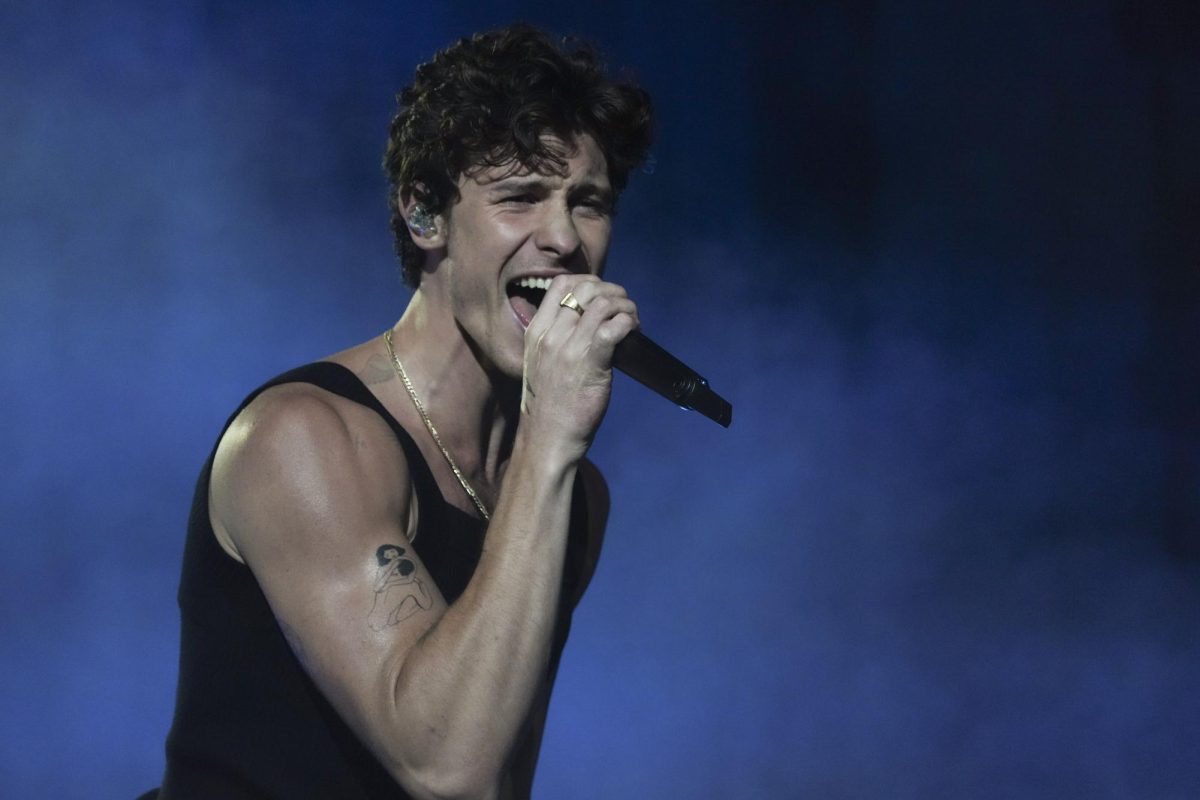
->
[[501, 193, 535, 205], [575, 197, 611, 216]]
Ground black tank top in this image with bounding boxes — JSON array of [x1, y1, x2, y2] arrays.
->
[[158, 362, 589, 799]]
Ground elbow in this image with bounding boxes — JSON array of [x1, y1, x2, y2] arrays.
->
[[388, 755, 503, 800], [423, 773, 501, 800], [380, 666, 507, 798]]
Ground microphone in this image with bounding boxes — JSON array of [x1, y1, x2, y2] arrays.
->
[[613, 330, 732, 427]]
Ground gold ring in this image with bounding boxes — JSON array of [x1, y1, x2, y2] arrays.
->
[[559, 291, 584, 314]]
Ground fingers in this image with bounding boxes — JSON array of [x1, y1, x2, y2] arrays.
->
[[529, 275, 635, 333], [518, 275, 638, 443], [524, 274, 639, 366], [540, 274, 594, 314], [524, 274, 593, 342], [550, 276, 638, 352], [591, 308, 639, 352], [568, 292, 638, 351], [561, 277, 639, 329]]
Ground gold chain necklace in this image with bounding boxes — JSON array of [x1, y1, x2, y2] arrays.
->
[[383, 329, 491, 521]]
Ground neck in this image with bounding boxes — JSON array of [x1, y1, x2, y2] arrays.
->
[[388, 288, 521, 491]]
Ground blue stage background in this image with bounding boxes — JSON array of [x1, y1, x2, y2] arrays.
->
[[3, 1, 1198, 797]]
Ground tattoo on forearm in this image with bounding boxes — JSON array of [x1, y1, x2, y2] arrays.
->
[[367, 544, 431, 631]]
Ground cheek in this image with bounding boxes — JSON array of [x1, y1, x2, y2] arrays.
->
[[466, 217, 532, 267], [489, 211, 531, 240], [583, 229, 612, 272]]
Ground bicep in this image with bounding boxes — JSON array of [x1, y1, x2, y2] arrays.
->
[[211, 388, 448, 766]]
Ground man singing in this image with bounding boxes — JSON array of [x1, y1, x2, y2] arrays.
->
[[155, 24, 653, 800]]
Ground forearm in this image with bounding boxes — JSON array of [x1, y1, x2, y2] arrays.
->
[[385, 428, 579, 795]]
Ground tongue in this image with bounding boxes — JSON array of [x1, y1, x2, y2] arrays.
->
[[510, 294, 537, 328]]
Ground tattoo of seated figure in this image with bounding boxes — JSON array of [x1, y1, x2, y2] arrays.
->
[[367, 544, 432, 631]]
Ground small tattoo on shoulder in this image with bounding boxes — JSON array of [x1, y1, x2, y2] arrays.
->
[[367, 544, 431, 631], [360, 354, 395, 386]]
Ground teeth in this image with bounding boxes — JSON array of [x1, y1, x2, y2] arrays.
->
[[516, 276, 553, 290]]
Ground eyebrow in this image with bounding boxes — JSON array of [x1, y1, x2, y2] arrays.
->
[[486, 176, 557, 192], [487, 176, 545, 192], [488, 175, 612, 198]]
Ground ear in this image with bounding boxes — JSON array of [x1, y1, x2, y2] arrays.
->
[[400, 187, 447, 251]]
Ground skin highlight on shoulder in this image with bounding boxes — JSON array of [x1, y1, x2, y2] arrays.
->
[[209, 382, 416, 566]]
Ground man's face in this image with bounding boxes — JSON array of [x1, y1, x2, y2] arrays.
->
[[435, 133, 614, 380]]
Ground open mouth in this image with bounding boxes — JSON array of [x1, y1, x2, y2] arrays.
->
[[506, 276, 551, 328]]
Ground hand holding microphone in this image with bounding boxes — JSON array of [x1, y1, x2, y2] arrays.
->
[[556, 284, 731, 428]]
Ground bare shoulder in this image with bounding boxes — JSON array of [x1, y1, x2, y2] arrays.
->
[[204, 375, 452, 788], [573, 458, 611, 603], [211, 380, 413, 562]]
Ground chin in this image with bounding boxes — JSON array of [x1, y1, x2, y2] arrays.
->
[[497, 356, 526, 387], [479, 343, 525, 388]]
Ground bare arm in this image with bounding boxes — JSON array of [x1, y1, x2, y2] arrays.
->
[[213, 275, 632, 799]]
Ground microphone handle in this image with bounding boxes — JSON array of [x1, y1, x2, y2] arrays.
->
[[612, 330, 732, 428]]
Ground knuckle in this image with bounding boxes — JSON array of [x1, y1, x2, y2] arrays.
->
[[565, 340, 588, 361], [596, 316, 635, 345], [588, 296, 614, 315], [543, 322, 567, 346], [572, 277, 598, 299], [549, 274, 577, 293]]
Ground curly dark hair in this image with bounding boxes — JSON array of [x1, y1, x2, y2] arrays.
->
[[383, 24, 655, 287]]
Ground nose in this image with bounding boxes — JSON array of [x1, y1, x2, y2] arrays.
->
[[534, 202, 582, 263]]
